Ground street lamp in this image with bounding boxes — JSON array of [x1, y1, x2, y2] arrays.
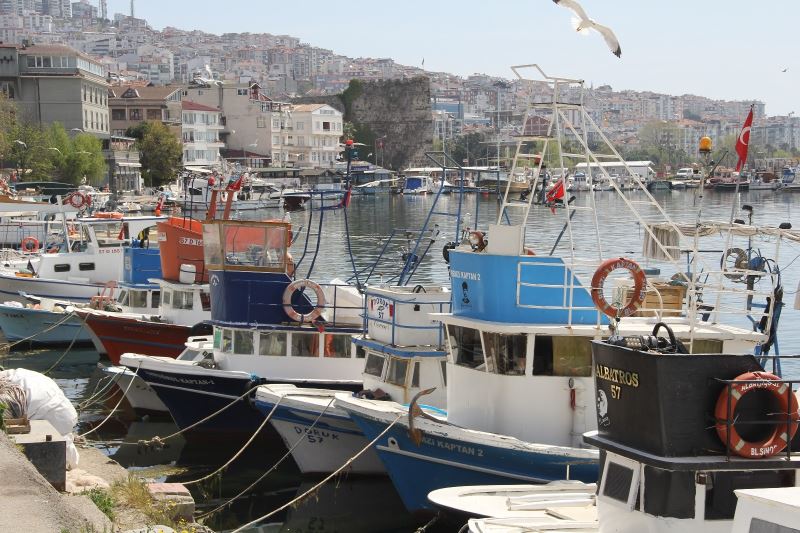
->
[[13, 140, 27, 182]]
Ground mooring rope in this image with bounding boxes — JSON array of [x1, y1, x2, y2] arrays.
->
[[77, 362, 141, 439], [229, 413, 403, 533], [42, 311, 88, 376], [197, 395, 336, 520], [182, 396, 284, 486], [0, 311, 75, 352]]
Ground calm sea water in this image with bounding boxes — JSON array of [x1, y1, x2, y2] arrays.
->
[[4, 187, 800, 532]]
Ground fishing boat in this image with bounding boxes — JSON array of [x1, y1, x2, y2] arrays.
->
[[173, 174, 282, 212], [119, 218, 365, 438], [449, 328, 800, 533], [403, 175, 434, 195], [336, 63, 785, 514], [254, 284, 451, 475], [567, 172, 590, 192], [0, 215, 164, 304]]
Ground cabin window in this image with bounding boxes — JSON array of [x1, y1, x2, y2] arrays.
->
[[54, 264, 71, 272], [412, 362, 420, 387], [129, 290, 147, 308], [259, 331, 287, 356], [447, 325, 484, 370], [117, 290, 128, 306], [213, 328, 221, 348], [172, 290, 193, 310], [705, 470, 795, 520], [441, 360, 447, 386], [291, 332, 317, 357], [642, 466, 695, 519], [483, 332, 527, 375], [532, 336, 592, 377], [200, 292, 211, 311], [323, 334, 351, 358], [364, 353, 384, 377], [233, 330, 254, 355], [221, 328, 232, 352], [355, 344, 366, 359], [202, 225, 223, 266], [94, 222, 125, 247], [151, 291, 161, 309], [602, 461, 635, 504], [692, 339, 723, 354], [386, 358, 409, 386], [749, 519, 800, 533], [162, 290, 171, 306], [78, 262, 95, 271]]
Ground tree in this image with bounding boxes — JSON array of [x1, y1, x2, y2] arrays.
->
[[127, 121, 183, 187], [46, 123, 106, 185]]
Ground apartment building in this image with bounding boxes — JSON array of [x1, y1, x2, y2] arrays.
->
[[181, 100, 223, 167], [108, 83, 182, 137]]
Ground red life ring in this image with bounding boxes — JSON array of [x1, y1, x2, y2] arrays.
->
[[715, 371, 799, 459], [282, 279, 325, 323], [591, 257, 647, 318], [21, 236, 39, 253], [66, 191, 90, 209]]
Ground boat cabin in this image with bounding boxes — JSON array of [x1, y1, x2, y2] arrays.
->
[[156, 279, 211, 326], [585, 340, 800, 533], [356, 285, 451, 406], [30, 215, 164, 284]]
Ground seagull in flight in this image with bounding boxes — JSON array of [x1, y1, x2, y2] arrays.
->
[[781, 67, 788, 73], [553, 0, 621, 58]]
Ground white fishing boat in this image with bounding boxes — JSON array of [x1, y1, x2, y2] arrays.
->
[[335, 63, 785, 514], [403, 175, 434, 194], [173, 174, 282, 211], [254, 284, 451, 475], [0, 215, 164, 304]]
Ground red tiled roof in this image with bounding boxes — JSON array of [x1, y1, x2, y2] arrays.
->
[[182, 100, 220, 112]]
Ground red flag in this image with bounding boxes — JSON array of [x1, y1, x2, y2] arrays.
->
[[546, 178, 565, 214], [227, 175, 244, 191], [735, 106, 754, 172]]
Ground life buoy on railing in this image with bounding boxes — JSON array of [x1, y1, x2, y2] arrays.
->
[[282, 279, 325, 323], [591, 257, 647, 319], [66, 191, 90, 210], [715, 371, 799, 459], [20, 236, 39, 253]]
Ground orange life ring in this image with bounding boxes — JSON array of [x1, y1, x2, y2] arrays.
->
[[66, 191, 90, 209], [591, 257, 646, 318], [282, 279, 325, 323], [95, 212, 124, 219], [21, 236, 39, 253], [715, 371, 799, 459]]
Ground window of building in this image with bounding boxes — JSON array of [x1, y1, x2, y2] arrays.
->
[[447, 325, 484, 370], [272, 135, 279, 144], [237, 88, 248, 96], [272, 119, 279, 128], [129, 108, 142, 121], [147, 109, 161, 120], [259, 331, 287, 356], [322, 121, 331, 131], [0, 82, 14, 99], [297, 136, 304, 146], [256, 116, 266, 128], [295, 121, 304, 130]]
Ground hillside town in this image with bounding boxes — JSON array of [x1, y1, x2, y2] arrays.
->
[[0, 0, 798, 189]]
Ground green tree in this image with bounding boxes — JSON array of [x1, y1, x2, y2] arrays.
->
[[45, 123, 106, 185], [127, 121, 182, 187]]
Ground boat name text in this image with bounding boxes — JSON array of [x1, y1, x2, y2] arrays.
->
[[450, 270, 481, 281], [595, 364, 639, 388]]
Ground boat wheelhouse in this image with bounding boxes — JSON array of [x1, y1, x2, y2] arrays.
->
[[255, 284, 451, 474]]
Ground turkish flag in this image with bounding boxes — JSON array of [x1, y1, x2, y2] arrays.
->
[[227, 175, 244, 191], [735, 106, 754, 172]]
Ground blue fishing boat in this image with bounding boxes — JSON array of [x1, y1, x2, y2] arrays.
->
[[336, 64, 778, 513]]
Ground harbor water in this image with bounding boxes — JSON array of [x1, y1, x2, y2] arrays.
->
[[4, 187, 800, 532]]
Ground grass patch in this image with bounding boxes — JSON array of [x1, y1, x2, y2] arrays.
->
[[84, 487, 116, 521]]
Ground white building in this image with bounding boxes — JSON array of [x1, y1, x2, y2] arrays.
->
[[282, 103, 342, 168], [182, 100, 223, 167]]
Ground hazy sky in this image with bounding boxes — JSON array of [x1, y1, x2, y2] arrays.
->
[[107, 0, 799, 116]]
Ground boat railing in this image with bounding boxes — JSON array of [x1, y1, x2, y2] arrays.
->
[[515, 259, 601, 326], [715, 367, 800, 461], [362, 291, 451, 348]]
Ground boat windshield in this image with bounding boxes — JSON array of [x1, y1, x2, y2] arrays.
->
[[203, 220, 290, 272]]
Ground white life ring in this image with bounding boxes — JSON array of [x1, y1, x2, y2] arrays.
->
[[282, 279, 325, 322]]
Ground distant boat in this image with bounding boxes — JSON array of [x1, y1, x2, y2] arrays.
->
[[402, 175, 433, 194]]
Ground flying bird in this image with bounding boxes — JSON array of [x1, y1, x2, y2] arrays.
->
[[553, 0, 622, 58], [781, 67, 788, 73]]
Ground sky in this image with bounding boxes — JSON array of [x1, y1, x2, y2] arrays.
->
[[106, 0, 800, 116]]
